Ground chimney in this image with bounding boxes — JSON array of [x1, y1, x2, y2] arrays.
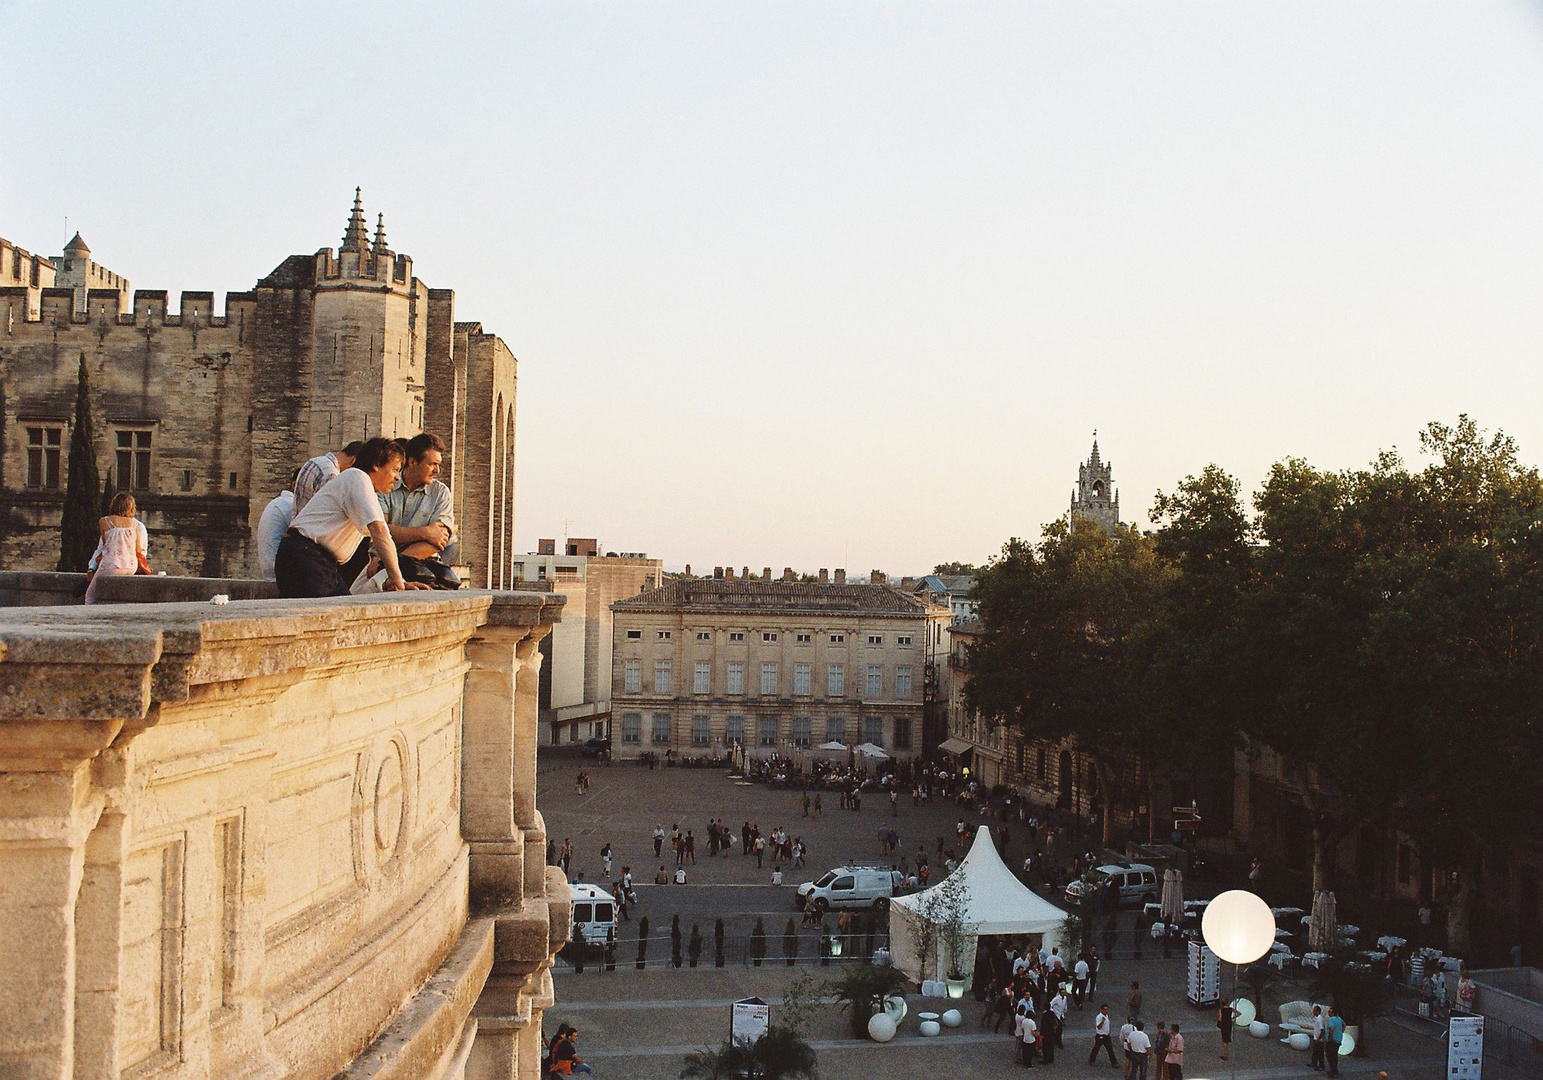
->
[[714, 566, 723, 579], [742, 566, 750, 581], [684, 564, 692, 577], [783, 567, 795, 581], [834, 568, 846, 584], [538, 538, 555, 555], [725, 566, 735, 580], [763, 566, 772, 582], [872, 570, 887, 585], [818, 568, 829, 584]]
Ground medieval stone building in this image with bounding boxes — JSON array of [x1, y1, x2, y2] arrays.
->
[[1069, 436, 1121, 532], [0, 191, 519, 586]]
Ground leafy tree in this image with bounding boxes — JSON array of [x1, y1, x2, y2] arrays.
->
[[966, 519, 1172, 843], [58, 354, 101, 572], [933, 561, 978, 576], [681, 1026, 819, 1079]]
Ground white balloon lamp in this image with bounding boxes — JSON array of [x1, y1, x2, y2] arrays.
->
[[1339, 1032, 1356, 1056], [867, 1012, 896, 1042], [1230, 997, 1256, 1026], [1202, 890, 1277, 965]]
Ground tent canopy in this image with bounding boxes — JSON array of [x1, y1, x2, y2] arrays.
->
[[888, 825, 1068, 981]]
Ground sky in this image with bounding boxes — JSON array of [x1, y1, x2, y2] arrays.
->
[[4, 2, 1542, 574]]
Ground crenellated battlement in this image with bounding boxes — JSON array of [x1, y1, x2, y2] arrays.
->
[[1, 285, 258, 329]]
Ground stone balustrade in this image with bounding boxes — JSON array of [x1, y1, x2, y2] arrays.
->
[[0, 590, 569, 1080]]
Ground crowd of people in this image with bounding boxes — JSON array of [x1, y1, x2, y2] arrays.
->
[[256, 432, 462, 597]]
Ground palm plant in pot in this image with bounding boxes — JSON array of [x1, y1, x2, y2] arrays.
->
[[932, 872, 973, 997]]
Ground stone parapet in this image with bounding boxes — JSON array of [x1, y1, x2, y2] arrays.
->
[[0, 590, 566, 1080]]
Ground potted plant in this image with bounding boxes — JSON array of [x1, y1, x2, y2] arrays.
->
[[752, 917, 768, 967], [636, 916, 649, 970], [783, 919, 799, 966], [934, 873, 973, 997], [825, 960, 912, 1039], [689, 923, 703, 968], [672, 915, 684, 968], [715, 918, 726, 967]]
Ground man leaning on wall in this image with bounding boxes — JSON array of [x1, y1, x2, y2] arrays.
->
[[379, 431, 461, 589]]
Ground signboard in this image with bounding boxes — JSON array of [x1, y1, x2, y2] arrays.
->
[[731, 997, 770, 1048], [1173, 819, 1201, 832], [1447, 1015, 1483, 1079]]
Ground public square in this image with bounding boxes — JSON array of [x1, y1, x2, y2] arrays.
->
[[539, 760, 1470, 1079]]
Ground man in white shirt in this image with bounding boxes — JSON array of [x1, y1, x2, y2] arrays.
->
[[1013, 951, 1031, 978], [1017, 1006, 1038, 1066], [1074, 957, 1090, 1008], [1309, 1005, 1326, 1071], [1127, 1020, 1152, 1080], [1089, 1004, 1117, 1066], [1120, 1016, 1136, 1078], [274, 438, 426, 597], [292, 440, 362, 515], [255, 469, 299, 580]]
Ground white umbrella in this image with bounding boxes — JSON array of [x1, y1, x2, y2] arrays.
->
[[816, 740, 849, 752], [1309, 890, 1337, 953], [1160, 869, 1185, 923], [855, 742, 890, 760]]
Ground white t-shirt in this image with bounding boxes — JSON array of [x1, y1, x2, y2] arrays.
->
[[1128, 1029, 1151, 1056], [1095, 1013, 1111, 1036], [1020, 1016, 1037, 1043], [290, 469, 384, 562], [1120, 1022, 1135, 1049], [257, 490, 294, 579], [1075, 959, 1090, 980]]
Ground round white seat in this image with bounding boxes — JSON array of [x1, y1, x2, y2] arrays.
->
[[919, 1020, 941, 1037], [1248, 1020, 1270, 1038], [941, 1009, 962, 1028]]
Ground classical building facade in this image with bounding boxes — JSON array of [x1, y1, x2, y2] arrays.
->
[[609, 570, 950, 761], [508, 541, 664, 746], [0, 192, 519, 586]]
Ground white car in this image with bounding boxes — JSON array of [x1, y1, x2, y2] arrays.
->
[[796, 866, 905, 912], [1064, 863, 1159, 908]]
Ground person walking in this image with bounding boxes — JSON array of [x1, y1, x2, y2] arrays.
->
[[601, 843, 612, 880], [1217, 1002, 1234, 1060], [1163, 1024, 1185, 1080], [1089, 1005, 1118, 1066], [1016, 1003, 1038, 1067], [1325, 1007, 1344, 1077], [1073, 955, 1089, 1008], [653, 824, 665, 858], [1128, 982, 1143, 1024]]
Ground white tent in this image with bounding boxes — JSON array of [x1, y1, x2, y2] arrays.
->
[[889, 825, 1069, 983]]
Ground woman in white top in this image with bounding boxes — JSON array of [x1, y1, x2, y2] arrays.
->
[[84, 492, 148, 604]]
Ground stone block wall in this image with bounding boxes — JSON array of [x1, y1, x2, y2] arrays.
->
[[0, 589, 567, 1080]]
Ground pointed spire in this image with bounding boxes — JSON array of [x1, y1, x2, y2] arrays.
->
[[341, 187, 369, 252], [373, 212, 389, 253], [1089, 431, 1101, 468]]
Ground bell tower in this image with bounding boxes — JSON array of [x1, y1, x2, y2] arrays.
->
[[1070, 434, 1120, 532]]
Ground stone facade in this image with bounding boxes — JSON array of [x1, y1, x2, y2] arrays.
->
[[0, 589, 569, 1080], [1, 235, 58, 319], [1069, 437, 1121, 532], [508, 549, 664, 746], [0, 192, 517, 587], [610, 574, 950, 761]]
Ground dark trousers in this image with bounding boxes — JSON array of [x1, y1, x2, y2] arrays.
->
[[276, 531, 350, 598], [1310, 1038, 1325, 1070], [1090, 1034, 1117, 1065], [1327, 1041, 1340, 1076]]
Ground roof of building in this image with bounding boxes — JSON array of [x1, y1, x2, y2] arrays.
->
[[64, 232, 90, 256], [913, 573, 975, 596], [950, 617, 983, 637], [613, 577, 933, 616]]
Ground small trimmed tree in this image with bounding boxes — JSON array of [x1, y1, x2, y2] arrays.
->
[[783, 919, 799, 966], [714, 918, 726, 967], [751, 917, 767, 967], [636, 916, 650, 969], [689, 923, 703, 967], [57, 354, 101, 573], [672, 915, 684, 968]]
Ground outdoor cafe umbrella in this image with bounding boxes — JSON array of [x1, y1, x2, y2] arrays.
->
[[1160, 869, 1185, 924], [816, 740, 850, 753], [1309, 890, 1337, 953], [855, 742, 890, 760]]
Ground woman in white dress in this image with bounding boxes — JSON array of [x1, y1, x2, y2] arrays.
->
[[84, 492, 148, 604]]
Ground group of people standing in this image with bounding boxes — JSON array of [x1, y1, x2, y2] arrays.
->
[[257, 433, 461, 597]]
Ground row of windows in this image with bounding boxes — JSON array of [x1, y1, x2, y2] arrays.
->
[[622, 659, 913, 699], [618, 712, 912, 750], [624, 628, 912, 647], [23, 424, 243, 493]]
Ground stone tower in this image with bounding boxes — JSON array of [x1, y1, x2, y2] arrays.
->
[[1070, 436, 1120, 532]]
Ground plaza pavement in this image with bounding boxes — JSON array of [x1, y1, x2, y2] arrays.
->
[[538, 761, 1467, 1079]]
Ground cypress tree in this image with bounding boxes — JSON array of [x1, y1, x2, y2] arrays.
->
[[57, 354, 101, 572]]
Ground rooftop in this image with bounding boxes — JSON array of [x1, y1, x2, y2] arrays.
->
[[613, 577, 931, 615]]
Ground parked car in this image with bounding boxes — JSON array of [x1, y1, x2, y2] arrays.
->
[[796, 866, 905, 912], [1064, 862, 1159, 907], [581, 737, 611, 758]]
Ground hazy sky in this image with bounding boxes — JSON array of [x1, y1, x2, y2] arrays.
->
[[5, 2, 1542, 574]]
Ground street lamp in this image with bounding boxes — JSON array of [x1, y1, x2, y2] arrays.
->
[[1201, 890, 1276, 1080]]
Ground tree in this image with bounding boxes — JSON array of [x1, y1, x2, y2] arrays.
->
[[671, 914, 684, 968], [933, 561, 978, 576], [751, 917, 767, 967], [689, 923, 703, 968], [966, 519, 1172, 843], [680, 1026, 819, 1079], [635, 916, 650, 969], [57, 354, 101, 572], [824, 960, 911, 1038], [783, 918, 799, 966]]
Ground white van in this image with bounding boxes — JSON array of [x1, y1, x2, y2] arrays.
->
[[796, 866, 905, 912], [1064, 862, 1159, 908], [569, 882, 618, 946]]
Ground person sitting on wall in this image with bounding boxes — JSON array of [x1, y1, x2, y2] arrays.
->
[[274, 437, 429, 598], [292, 439, 363, 515], [256, 468, 301, 581], [377, 431, 460, 589]]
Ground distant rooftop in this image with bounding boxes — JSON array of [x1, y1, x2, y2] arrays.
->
[[614, 577, 930, 615]]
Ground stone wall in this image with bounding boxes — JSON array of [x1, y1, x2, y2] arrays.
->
[[0, 590, 568, 1080]]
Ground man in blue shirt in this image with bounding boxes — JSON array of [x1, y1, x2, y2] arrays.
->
[[1325, 1006, 1345, 1077]]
